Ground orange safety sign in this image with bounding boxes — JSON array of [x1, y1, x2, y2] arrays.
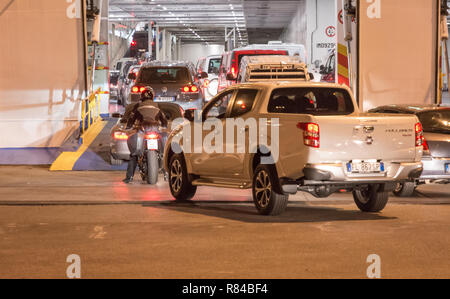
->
[[337, 43, 350, 87], [88, 66, 110, 70]]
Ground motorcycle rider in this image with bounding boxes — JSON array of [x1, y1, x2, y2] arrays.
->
[[123, 86, 168, 184]]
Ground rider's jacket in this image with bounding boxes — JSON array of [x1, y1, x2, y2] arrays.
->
[[125, 100, 168, 129]]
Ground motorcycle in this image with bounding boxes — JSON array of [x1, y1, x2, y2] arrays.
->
[[127, 125, 165, 185]]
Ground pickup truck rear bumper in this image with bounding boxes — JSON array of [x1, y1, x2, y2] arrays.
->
[[280, 162, 423, 196], [302, 161, 423, 182]]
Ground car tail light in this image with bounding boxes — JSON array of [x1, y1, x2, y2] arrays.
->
[[415, 122, 424, 147], [203, 79, 210, 88], [145, 132, 159, 140], [297, 122, 320, 148], [422, 136, 430, 152], [181, 85, 199, 93], [231, 66, 237, 78], [114, 132, 129, 141], [131, 86, 147, 94]]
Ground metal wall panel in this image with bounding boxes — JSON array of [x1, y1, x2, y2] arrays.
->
[[0, 0, 86, 148], [358, 0, 438, 111]]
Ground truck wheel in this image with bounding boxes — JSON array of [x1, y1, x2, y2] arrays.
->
[[169, 154, 197, 201], [393, 182, 415, 197], [110, 155, 123, 166], [353, 184, 389, 212], [146, 151, 159, 185], [252, 164, 289, 216]]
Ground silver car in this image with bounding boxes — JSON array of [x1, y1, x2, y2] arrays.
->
[[126, 61, 205, 110], [110, 102, 184, 165], [370, 105, 450, 196]]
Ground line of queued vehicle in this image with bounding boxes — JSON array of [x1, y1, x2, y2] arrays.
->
[[108, 44, 449, 215]]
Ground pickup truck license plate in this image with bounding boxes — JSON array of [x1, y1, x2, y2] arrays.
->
[[155, 96, 175, 102], [348, 161, 383, 174], [147, 139, 158, 150]]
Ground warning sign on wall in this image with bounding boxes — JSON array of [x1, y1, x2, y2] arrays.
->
[[325, 26, 336, 38]]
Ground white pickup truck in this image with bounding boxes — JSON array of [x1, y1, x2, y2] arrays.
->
[[164, 82, 424, 215]]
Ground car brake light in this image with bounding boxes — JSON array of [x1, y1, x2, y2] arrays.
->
[[297, 122, 320, 148], [231, 66, 237, 77], [422, 136, 430, 152], [181, 85, 199, 93], [131, 86, 146, 94], [114, 132, 129, 141], [415, 122, 424, 147], [145, 132, 159, 140]]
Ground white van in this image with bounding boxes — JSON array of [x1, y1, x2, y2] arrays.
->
[[196, 55, 221, 101], [237, 55, 312, 83]]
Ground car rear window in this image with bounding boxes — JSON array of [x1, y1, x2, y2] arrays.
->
[[237, 52, 288, 71], [268, 87, 355, 115], [417, 110, 450, 134], [137, 67, 190, 84]]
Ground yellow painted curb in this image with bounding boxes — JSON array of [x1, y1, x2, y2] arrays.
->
[[50, 120, 108, 171]]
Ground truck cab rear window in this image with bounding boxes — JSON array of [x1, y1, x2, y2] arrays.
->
[[268, 87, 354, 115]]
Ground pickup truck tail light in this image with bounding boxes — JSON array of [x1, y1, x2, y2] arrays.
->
[[415, 122, 424, 147], [297, 122, 320, 148], [131, 86, 147, 94], [422, 136, 430, 152], [113, 132, 129, 141]]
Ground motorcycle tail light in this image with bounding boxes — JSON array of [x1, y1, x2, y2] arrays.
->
[[297, 122, 320, 148], [114, 132, 129, 141], [145, 132, 159, 140]]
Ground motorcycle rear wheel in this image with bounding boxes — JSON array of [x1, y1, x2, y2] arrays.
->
[[146, 151, 159, 185]]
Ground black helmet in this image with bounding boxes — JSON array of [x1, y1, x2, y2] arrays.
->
[[140, 86, 154, 101]]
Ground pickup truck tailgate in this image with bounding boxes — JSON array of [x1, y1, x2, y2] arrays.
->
[[309, 114, 418, 163]]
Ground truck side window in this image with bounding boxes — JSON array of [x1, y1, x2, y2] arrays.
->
[[230, 89, 258, 117]]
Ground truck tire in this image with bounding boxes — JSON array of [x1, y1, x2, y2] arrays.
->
[[353, 184, 389, 212], [252, 164, 289, 216], [393, 182, 415, 197], [168, 154, 197, 201], [146, 151, 159, 185]]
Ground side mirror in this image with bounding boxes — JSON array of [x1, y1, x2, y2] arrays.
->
[[226, 72, 236, 81], [198, 72, 208, 79], [183, 109, 195, 122], [128, 73, 136, 80], [308, 73, 315, 80]]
